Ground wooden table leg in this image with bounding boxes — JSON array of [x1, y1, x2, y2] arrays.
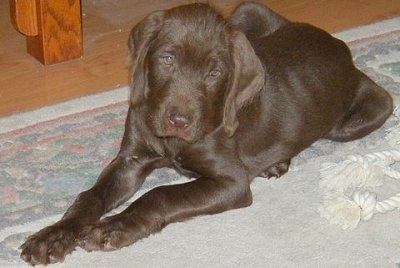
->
[[9, 0, 83, 65]]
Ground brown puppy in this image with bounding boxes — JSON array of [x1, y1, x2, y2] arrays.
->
[[20, 2, 393, 265]]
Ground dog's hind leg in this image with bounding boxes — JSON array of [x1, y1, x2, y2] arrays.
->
[[229, 2, 289, 40], [259, 159, 291, 179], [325, 71, 393, 142]]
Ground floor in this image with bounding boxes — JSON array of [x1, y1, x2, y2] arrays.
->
[[1, 0, 400, 117]]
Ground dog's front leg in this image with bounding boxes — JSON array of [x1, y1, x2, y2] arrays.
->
[[20, 151, 162, 265], [78, 175, 253, 251]]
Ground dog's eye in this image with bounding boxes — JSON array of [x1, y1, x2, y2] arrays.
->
[[162, 54, 175, 66], [209, 68, 221, 78]]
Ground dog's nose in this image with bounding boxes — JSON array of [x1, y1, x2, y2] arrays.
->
[[168, 112, 192, 129]]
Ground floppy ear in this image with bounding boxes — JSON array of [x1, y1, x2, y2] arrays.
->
[[223, 30, 265, 136], [128, 11, 165, 107]]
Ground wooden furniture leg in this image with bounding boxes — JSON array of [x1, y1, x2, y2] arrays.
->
[[9, 0, 83, 65]]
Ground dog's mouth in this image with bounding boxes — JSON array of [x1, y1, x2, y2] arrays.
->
[[156, 126, 196, 143]]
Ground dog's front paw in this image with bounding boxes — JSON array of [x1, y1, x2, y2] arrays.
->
[[78, 216, 144, 252], [20, 223, 78, 265]]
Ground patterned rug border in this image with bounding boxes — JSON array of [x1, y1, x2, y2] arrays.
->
[[0, 86, 129, 134], [347, 28, 400, 46], [0, 101, 128, 140]]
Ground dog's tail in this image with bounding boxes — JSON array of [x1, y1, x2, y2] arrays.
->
[[229, 2, 289, 40]]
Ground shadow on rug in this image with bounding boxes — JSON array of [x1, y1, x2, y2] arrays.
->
[[0, 19, 399, 267]]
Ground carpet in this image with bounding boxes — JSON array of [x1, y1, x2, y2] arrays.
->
[[1, 18, 400, 267]]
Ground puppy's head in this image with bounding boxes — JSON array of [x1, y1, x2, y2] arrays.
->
[[129, 3, 264, 143]]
